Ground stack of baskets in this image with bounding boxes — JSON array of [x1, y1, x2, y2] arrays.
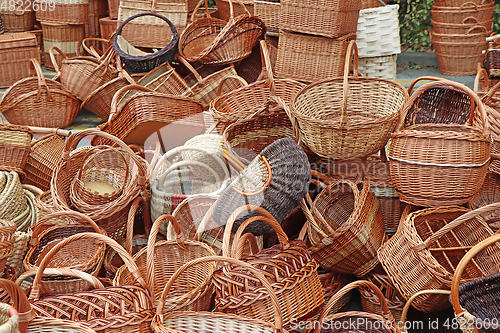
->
[[430, 0, 494, 75], [355, 2, 400, 80], [276, 0, 360, 83]]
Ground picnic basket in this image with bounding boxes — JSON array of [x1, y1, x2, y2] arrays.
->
[[0, 58, 80, 128], [450, 229, 500, 333], [378, 204, 500, 313], [26, 232, 154, 333], [212, 137, 311, 236], [49, 46, 118, 101], [213, 204, 324, 328], [179, 0, 265, 65], [92, 85, 205, 148], [114, 213, 217, 311], [151, 256, 284, 333], [301, 176, 386, 276], [113, 13, 179, 73], [290, 40, 408, 160], [302, 280, 400, 333], [388, 80, 491, 207]]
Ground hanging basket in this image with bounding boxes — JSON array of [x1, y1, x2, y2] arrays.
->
[[378, 204, 500, 313], [388, 80, 491, 207], [179, 0, 265, 65], [290, 40, 408, 160], [113, 12, 179, 73]]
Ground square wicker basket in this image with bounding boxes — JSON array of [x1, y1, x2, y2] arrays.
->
[[0, 32, 39, 88]]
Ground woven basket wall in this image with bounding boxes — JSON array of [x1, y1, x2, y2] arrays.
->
[[31, 28, 43, 64], [0, 32, 39, 88], [356, 4, 400, 58], [85, 0, 109, 39], [254, 0, 280, 35], [0, 10, 36, 32], [99, 16, 118, 40], [41, 22, 85, 71], [358, 54, 397, 80]]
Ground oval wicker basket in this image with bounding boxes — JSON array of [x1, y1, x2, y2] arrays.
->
[[290, 40, 408, 160]]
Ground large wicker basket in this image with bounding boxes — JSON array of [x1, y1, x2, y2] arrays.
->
[[290, 40, 408, 160], [36, 0, 89, 24]]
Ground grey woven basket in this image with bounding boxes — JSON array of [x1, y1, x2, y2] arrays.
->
[[212, 137, 311, 235]]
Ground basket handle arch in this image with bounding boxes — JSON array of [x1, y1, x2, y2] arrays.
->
[[126, 196, 152, 254], [340, 39, 360, 127], [462, 16, 479, 24], [16, 268, 105, 291], [407, 76, 455, 95], [414, 201, 500, 252], [109, 84, 153, 122], [29, 58, 54, 103], [473, 67, 489, 95], [81, 38, 111, 60], [215, 75, 249, 97], [48, 46, 67, 79], [231, 232, 261, 259], [62, 129, 148, 188], [231, 155, 272, 196], [451, 233, 500, 333], [394, 80, 489, 135], [0, 279, 33, 333], [222, 204, 288, 258], [399, 289, 451, 333], [155, 255, 283, 331], [459, 1, 478, 10], [28, 232, 149, 301], [259, 39, 276, 96], [304, 280, 399, 333], [189, 0, 215, 22]]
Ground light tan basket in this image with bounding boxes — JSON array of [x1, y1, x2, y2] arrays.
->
[[358, 54, 397, 80]]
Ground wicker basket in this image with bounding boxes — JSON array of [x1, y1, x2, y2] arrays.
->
[[356, 4, 400, 58], [431, 3, 495, 25], [99, 16, 118, 40], [0, 9, 36, 32], [36, 0, 89, 24], [254, 0, 280, 35], [0, 14, 3, 34], [388, 80, 491, 207], [280, 0, 360, 38], [137, 62, 191, 96], [432, 18, 493, 35], [0, 58, 80, 128], [434, 0, 493, 7], [213, 205, 324, 329], [85, 0, 108, 40], [215, 0, 253, 21], [0, 32, 39, 88], [113, 13, 179, 73], [92, 84, 204, 147], [0, 124, 32, 175], [378, 204, 500, 313], [179, 0, 265, 65], [41, 22, 85, 71], [301, 177, 386, 277], [358, 54, 397, 80], [49, 46, 119, 101], [467, 171, 500, 232], [275, 30, 355, 83], [0, 220, 16, 275], [450, 230, 500, 333], [318, 271, 353, 312], [290, 41, 408, 160]]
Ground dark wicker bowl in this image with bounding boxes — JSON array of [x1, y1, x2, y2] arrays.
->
[[113, 12, 179, 73]]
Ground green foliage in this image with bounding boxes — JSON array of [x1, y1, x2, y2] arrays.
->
[[493, 2, 500, 34]]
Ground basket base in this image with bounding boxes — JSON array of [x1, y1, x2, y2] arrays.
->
[[397, 191, 472, 208]]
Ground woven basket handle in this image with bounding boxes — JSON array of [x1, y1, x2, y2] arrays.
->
[[146, 214, 188, 297], [260, 40, 276, 96], [416, 201, 500, 251], [158, 160, 223, 191], [126, 196, 151, 254], [222, 204, 288, 257], [462, 16, 479, 24], [480, 73, 500, 104], [28, 232, 148, 301], [147, 141, 162, 179], [230, 215, 288, 259], [464, 25, 487, 35], [215, 75, 248, 97], [190, 0, 212, 22], [231, 232, 260, 259], [340, 40, 359, 127], [116, 56, 137, 85], [231, 155, 272, 196], [48, 46, 66, 78], [407, 76, 453, 95], [29, 58, 53, 103], [451, 233, 500, 324], [17, 268, 105, 290], [156, 255, 283, 331], [0, 279, 33, 333], [395, 80, 488, 134], [228, 0, 251, 19], [63, 129, 148, 188], [82, 38, 110, 60], [109, 84, 152, 121], [177, 56, 203, 82], [307, 280, 397, 333], [459, 1, 478, 10], [399, 289, 451, 333], [152, 145, 230, 184], [473, 67, 489, 94]]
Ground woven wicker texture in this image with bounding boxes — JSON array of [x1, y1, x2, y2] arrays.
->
[[85, 0, 108, 40], [115, 214, 217, 312], [0, 14, 3, 35], [213, 206, 323, 328], [356, 4, 400, 58], [36, 0, 89, 24], [275, 31, 355, 83], [291, 41, 408, 160], [51, 129, 149, 242], [280, 0, 360, 38], [0, 219, 15, 276], [215, 0, 253, 20], [0, 10, 35, 32], [137, 62, 191, 97], [0, 58, 80, 128], [151, 256, 283, 333], [450, 230, 500, 333], [254, 0, 280, 34], [49, 46, 118, 101], [27, 232, 154, 333], [432, 18, 493, 35], [358, 54, 397, 81], [302, 177, 386, 276], [388, 80, 491, 207], [431, 3, 495, 25], [180, 134, 228, 180], [305, 280, 399, 333], [213, 137, 310, 236], [0, 302, 18, 333], [468, 172, 500, 232], [5, 232, 29, 274], [99, 17, 118, 40], [0, 32, 39, 88], [378, 204, 500, 313], [179, 0, 265, 65], [41, 21, 85, 63], [93, 85, 204, 148], [318, 271, 353, 313], [0, 124, 32, 175], [434, 0, 494, 8]]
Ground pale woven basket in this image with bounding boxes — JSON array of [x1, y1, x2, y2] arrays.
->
[[358, 54, 397, 80], [356, 4, 401, 58]]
